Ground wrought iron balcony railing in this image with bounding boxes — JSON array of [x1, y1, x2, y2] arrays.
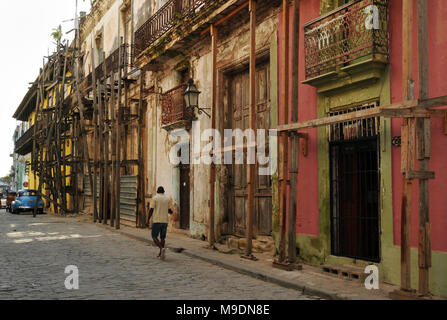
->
[[304, 0, 389, 80], [134, 0, 208, 58], [161, 84, 194, 126], [83, 44, 132, 88]]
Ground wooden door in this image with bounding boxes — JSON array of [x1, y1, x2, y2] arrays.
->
[[180, 163, 190, 230], [230, 63, 272, 236], [330, 138, 380, 262]]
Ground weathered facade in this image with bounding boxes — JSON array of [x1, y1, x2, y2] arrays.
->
[[13, 0, 447, 298], [276, 0, 447, 297]]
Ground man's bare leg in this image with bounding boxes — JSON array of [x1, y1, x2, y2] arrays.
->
[[153, 237, 163, 257], [160, 239, 166, 260]]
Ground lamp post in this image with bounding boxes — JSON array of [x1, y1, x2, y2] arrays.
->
[[183, 78, 210, 118]]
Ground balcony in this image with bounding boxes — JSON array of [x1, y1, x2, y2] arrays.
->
[[81, 44, 131, 90], [161, 84, 194, 130], [14, 125, 34, 156], [303, 0, 389, 90], [134, 0, 208, 58]]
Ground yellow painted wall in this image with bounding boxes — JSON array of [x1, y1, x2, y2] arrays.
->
[[27, 75, 74, 213]]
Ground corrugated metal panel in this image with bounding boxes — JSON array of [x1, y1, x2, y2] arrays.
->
[[120, 175, 138, 226]]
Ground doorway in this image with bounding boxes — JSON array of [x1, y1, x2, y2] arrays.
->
[[179, 162, 190, 230], [228, 62, 272, 236], [329, 104, 381, 262]]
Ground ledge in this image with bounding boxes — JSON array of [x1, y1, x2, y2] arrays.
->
[[302, 57, 388, 94], [162, 119, 193, 132]]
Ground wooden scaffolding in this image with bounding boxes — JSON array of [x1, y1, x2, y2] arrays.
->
[[274, 0, 447, 297]]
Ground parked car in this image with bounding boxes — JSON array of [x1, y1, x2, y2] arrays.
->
[[6, 192, 17, 212], [11, 190, 44, 214]]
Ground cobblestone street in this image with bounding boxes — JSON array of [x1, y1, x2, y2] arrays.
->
[[0, 210, 318, 300]]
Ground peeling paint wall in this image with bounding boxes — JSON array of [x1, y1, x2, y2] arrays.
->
[[138, 3, 280, 240]]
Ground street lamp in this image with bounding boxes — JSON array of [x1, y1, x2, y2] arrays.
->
[[183, 78, 210, 118]]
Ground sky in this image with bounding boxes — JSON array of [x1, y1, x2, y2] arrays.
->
[[0, 0, 92, 178]]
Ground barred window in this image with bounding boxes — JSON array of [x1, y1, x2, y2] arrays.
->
[[328, 102, 380, 142]]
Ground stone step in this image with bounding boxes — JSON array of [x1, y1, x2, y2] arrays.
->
[[322, 264, 368, 283], [226, 236, 275, 254]]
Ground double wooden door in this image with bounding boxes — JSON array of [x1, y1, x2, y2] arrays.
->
[[229, 62, 272, 236]]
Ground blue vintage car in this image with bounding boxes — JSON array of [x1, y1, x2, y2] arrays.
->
[[11, 190, 45, 214]]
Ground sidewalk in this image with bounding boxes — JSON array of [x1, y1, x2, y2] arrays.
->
[[72, 216, 399, 300]]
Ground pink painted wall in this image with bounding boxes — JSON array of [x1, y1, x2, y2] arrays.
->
[[278, 1, 320, 237], [390, 0, 447, 252], [278, 0, 447, 251]]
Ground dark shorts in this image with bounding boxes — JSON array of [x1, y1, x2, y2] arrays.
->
[[152, 223, 168, 240]]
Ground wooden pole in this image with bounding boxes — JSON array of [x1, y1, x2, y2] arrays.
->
[[98, 71, 105, 224], [92, 48, 99, 223], [116, 38, 123, 230], [416, 0, 431, 296], [137, 72, 147, 228], [102, 52, 110, 225], [245, 0, 257, 258], [288, 0, 300, 264], [110, 68, 116, 228], [278, 0, 289, 263], [208, 24, 217, 247], [74, 32, 95, 224], [400, 0, 415, 292], [32, 82, 42, 218]]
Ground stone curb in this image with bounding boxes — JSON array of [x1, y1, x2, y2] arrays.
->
[[92, 222, 345, 300]]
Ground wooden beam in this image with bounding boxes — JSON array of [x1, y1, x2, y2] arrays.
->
[[277, 0, 289, 264], [399, 0, 415, 293], [416, 0, 431, 296], [74, 35, 95, 225], [102, 52, 110, 226], [116, 37, 123, 230], [276, 97, 447, 132], [91, 45, 100, 223], [287, 0, 300, 265], [405, 171, 435, 180], [137, 72, 147, 228], [208, 24, 218, 247], [245, 0, 257, 259], [110, 67, 116, 228], [200, 2, 249, 36]]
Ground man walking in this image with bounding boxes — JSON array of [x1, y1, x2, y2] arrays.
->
[[147, 186, 173, 260]]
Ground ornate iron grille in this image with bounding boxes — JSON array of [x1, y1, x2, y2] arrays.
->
[[134, 0, 208, 57], [304, 0, 389, 79], [328, 102, 380, 142], [161, 84, 193, 125], [329, 102, 381, 262]]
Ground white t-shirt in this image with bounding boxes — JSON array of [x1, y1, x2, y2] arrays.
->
[[150, 194, 170, 224]]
